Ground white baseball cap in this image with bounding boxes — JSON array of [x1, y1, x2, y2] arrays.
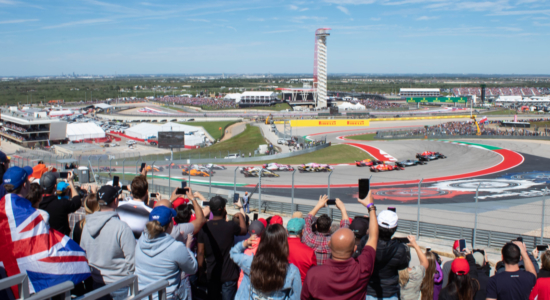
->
[[378, 210, 398, 229]]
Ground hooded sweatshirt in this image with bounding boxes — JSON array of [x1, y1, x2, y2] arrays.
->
[[80, 211, 136, 284], [136, 231, 197, 300]]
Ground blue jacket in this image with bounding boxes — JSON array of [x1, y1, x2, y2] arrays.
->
[[135, 231, 197, 300], [230, 241, 302, 300]]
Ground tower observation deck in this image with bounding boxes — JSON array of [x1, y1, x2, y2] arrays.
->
[[313, 28, 330, 108]]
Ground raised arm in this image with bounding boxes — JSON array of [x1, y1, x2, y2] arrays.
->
[[514, 241, 537, 277], [187, 189, 205, 235], [308, 194, 328, 217], [408, 235, 429, 270], [335, 198, 349, 225], [358, 191, 378, 251]]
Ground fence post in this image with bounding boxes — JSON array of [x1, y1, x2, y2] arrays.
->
[[188, 167, 191, 188], [97, 157, 100, 179], [135, 160, 140, 175], [168, 161, 171, 192], [234, 167, 239, 196], [109, 159, 112, 176], [542, 188, 547, 244], [473, 182, 481, 248], [258, 169, 263, 213], [328, 170, 333, 219], [416, 178, 424, 239], [122, 159, 126, 184], [291, 169, 296, 215], [209, 165, 213, 198], [151, 161, 156, 187]]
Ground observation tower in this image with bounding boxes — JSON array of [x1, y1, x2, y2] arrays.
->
[[313, 28, 331, 108]]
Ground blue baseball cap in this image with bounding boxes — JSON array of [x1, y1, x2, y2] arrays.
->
[[149, 206, 177, 227], [57, 182, 70, 199], [23, 166, 33, 177], [287, 218, 306, 234], [3, 166, 32, 189]]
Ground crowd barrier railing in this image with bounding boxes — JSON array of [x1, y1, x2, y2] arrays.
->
[[77, 275, 138, 300], [0, 273, 73, 300]]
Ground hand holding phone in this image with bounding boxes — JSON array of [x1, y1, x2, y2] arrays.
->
[[140, 163, 146, 172], [59, 172, 69, 179], [150, 193, 158, 198], [459, 239, 467, 252], [202, 201, 210, 207], [536, 245, 549, 251], [113, 176, 119, 187], [253, 213, 258, 221], [176, 188, 188, 195], [326, 199, 336, 205], [358, 178, 370, 200]]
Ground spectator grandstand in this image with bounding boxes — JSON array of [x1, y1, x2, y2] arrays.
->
[[154, 96, 238, 109], [452, 87, 549, 97]]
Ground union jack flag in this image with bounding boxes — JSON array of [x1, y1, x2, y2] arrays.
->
[[0, 193, 91, 296]]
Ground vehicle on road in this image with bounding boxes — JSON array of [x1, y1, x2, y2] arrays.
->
[[263, 163, 294, 171], [277, 139, 285, 145], [243, 169, 280, 178], [395, 159, 426, 168], [355, 159, 384, 167], [370, 163, 404, 172], [203, 164, 226, 170], [298, 163, 333, 173], [416, 151, 438, 161], [224, 154, 239, 159], [126, 140, 137, 145], [182, 168, 210, 177]]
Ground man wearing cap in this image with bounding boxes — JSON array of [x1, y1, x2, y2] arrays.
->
[[287, 217, 317, 284], [486, 241, 537, 300], [1, 166, 32, 199], [197, 196, 247, 300], [366, 209, 410, 300], [236, 220, 265, 288], [442, 240, 466, 288], [303, 195, 351, 265], [80, 185, 136, 300], [116, 175, 153, 239], [350, 216, 369, 258], [242, 191, 249, 213], [38, 171, 82, 236], [301, 191, 379, 300]]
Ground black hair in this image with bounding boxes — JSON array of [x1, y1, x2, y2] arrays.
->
[[316, 214, 332, 233], [210, 196, 227, 216], [266, 216, 273, 225], [5, 183, 23, 195], [379, 226, 397, 241], [502, 243, 521, 265], [174, 204, 193, 224]]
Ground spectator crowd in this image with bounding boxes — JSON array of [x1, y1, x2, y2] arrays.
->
[[155, 96, 238, 110], [0, 150, 549, 300], [360, 99, 406, 110]]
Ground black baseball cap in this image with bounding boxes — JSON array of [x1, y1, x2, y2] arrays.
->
[[350, 217, 369, 238], [40, 172, 59, 192], [98, 185, 122, 206], [209, 196, 227, 213]]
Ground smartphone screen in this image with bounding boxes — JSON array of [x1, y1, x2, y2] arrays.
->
[[150, 193, 157, 198], [181, 181, 187, 188], [253, 213, 258, 221], [176, 188, 188, 194], [537, 245, 549, 251], [140, 163, 146, 172], [327, 199, 336, 205], [388, 207, 396, 212], [459, 239, 467, 252], [113, 176, 119, 187], [394, 237, 410, 243], [59, 172, 69, 179], [122, 185, 128, 191], [202, 201, 210, 207], [234, 193, 239, 203], [517, 237, 523, 242], [359, 178, 370, 199]]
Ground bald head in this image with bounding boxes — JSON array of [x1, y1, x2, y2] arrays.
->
[[329, 228, 356, 260], [154, 199, 172, 209]]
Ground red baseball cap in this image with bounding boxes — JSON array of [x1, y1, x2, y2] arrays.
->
[[172, 197, 189, 208], [258, 218, 268, 228], [451, 258, 470, 275], [270, 215, 283, 225], [453, 240, 460, 251]]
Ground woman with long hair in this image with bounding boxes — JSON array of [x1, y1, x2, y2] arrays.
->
[[439, 251, 479, 300], [230, 223, 302, 299], [529, 248, 550, 300], [72, 190, 100, 244], [399, 236, 429, 300], [135, 206, 197, 300], [421, 251, 444, 300]]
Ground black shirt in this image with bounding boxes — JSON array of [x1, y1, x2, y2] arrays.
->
[[197, 219, 242, 283], [486, 270, 536, 300], [39, 194, 81, 236]]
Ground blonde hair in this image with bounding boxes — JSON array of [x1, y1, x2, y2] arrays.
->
[[145, 220, 169, 239], [80, 192, 100, 230], [421, 251, 438, 300], [399, 269, 410, 286]]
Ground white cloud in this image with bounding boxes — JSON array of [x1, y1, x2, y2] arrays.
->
[[289, 4, 299, 10], [337, 5, 351, 14], [0, 0, 17, 4], [371, 17, 382, 20], [416, 15, 439, 20], [290, 16, 327, 23], [42, 18, 112, 29], [247, 17, 265, 21], [0, 19, 39, 24], [187, 18, 210, 22], [324, 0, 376, 4], [263, 29, 296, 34]]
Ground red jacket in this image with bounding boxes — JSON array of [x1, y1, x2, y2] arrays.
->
[[530, 276, 550, 300], [287, 237, 317, 284]]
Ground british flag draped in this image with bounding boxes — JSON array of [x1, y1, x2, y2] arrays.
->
[[0, 193, 91, 296]]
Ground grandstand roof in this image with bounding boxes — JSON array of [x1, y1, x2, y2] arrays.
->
[[93, 103, 113, 109], [223, 93, 241, 100], [241, 91, 277, 97], [66, 122, 105, 141], [124, 122, 207, 145], [400, 88, 440, 92]]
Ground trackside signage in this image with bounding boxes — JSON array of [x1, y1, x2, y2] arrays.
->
[[290, 119, 370, 127]]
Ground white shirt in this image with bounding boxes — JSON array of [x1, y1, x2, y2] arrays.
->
[[116, 199, 152, 239]]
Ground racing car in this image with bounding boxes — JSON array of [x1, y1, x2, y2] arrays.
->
[[298, 163, 333, 173], [262, 163, 294, 171], [145, 165, 164, 172], [355, 159, 384, 167], [243, 168, 280, 178], [395, 159, 426, 168], [203, 164, 226, 170], [370, 163, 404, 172], [182, 168, 211, 177], [416, 151, 447, 161]]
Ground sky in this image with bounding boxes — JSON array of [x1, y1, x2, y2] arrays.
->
[[1, 0, 550, 76]]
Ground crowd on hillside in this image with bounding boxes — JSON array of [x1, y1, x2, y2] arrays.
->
[[360, 99, 405, 110], [155, 97, 238, 110], [0, 151, 549, 300]]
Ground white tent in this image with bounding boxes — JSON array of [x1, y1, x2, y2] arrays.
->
[[66, 122, 105, 141], [338, 102, 366, 110], [124, 122, 206, 146]]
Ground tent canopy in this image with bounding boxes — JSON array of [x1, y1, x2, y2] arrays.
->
[[124, 122, 206, 145], [66, 122, 105, 141]]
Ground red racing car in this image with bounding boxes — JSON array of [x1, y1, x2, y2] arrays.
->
[[370, 163, 404, 172], [355, 159, 385, 167]]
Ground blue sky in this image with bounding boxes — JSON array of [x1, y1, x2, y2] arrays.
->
[[1, 0, 549, 76]]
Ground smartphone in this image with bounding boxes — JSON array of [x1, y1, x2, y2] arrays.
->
[[359, 178, 370, 199], [517, 237, 523, 243], [473, 249, 485, 255], [122, 185, 128, 191], [140, 163, 146, 172], [327, 199, 336, 205], [459, 239, 467, 252], [150, 193, 157, 198], [254, 213, 258, 221], [113, 176, 119, 187], [202, 201, 210, 207], [59, 172, 69, 179], [176, 188, 188, 194], [394, 237, 410, 244], [233, 193, 240, 203], [181, 181, 187, 188], [388, 207, 396, 212], [536, 245, 549, 251]]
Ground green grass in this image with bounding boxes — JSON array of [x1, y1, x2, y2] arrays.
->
[[530, 121, 550, 127], [179, 121, 238, 140], [225, 144, 374, 165], [346, 133, 377, 141]]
